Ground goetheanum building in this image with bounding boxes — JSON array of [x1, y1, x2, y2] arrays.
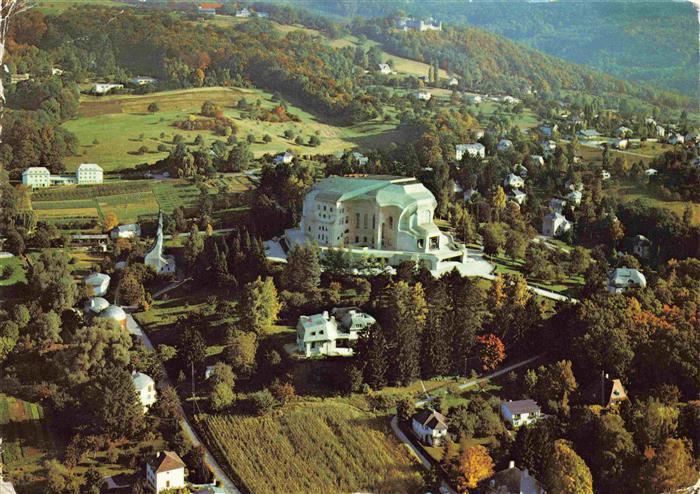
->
[[283, 176, 474, 272]]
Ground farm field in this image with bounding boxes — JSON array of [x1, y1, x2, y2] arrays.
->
[[197, 400, 422, 494], [0, 394, 59, 490], [29, 178, 233, 228], [63, 86, 407, 172], [36, 0, 127, 14]]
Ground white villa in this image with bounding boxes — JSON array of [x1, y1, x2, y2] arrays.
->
[[296, 307, 375, 357], [668, 133, 685, 145], [396, 17, 442, 32], [456, 143, 486, 160], [497, 139, 513, 152], [411, 409, 448, 446], [132, 371, 156, 412], [542, 212, 572, 237], [351, 152, 369, 166], [76, 163, 103, 184], [146, 451, 186, 494], [377, 63, 392, 75], [632, 234, 651, 259], [601, 170, 611, 180], [111, 223, 141, 240], [607, 268, 647, 293], [93, 83, 123, 95], [282, 176, 473, 272], [467, 95, 483, 105], [613, 138, 628, 150], [541, 140, 557, 157], [144, 212, 176, 274], [128, 76, 157, 86], [549, 198, 567, 213], [500, 399, 541, 428], [503, 173, 525, 190], [21, 164, 103, 188], [274, 151, 294, 165], [415, 90, 432, 101], [84, 272, 110, 297], [616, 126, 633, 138]]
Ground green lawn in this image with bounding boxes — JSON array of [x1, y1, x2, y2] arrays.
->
[[63, 86, 408, 172], [0, 256, 27, 286], [197, 400, 422, 494], [36, 0, 128, 14]]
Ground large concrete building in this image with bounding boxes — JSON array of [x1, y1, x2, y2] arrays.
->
[[76, 163, 103, 184], [284, 176, 469, 271]]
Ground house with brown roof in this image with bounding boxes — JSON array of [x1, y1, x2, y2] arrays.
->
[[585, 377, 628, 407], [411, 409, 448, 446], [500, 399, 542, 428], [146, 451, 186, 493]]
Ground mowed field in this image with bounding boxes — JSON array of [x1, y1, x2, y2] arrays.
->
[[198, 400, 422, 494], [0, 394, 59, 488], [63, 86, 407, 172]]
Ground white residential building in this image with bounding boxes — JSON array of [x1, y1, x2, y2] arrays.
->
[[296, 307, 375, 357], [456, 143, 485, 160], [84, 272, 110, 297], [654, 125, 666, 138], [508, 190, 527, 205], [616, 126, 633, 138], [668, 133, 685, 145], [503, 173, 524, 190], [111, 223, 141, 240], [632, 234, 651, 259], [448, 76, 459, 86], [21, 167, 51, 188], [415, 90, 432, 101], [500, 399, 541, 428], [541, 140, 557, 157], [542, 212, 572, 237], [144, 212, 176, 274], [566, 190, 582, 205], [128, 76, 157, 86], [284, 176, 469, 271], [146, 451, 186, 494], [467, 95, 483, 105], [607, 268, 647, 293], [351, 152, 369, 166], [93, 83, 123, 95], [601, 170, 611, 180], [274, 151, 294, 165], [396, 17, 442, 32], [549, 198, 567, 213], [132, 371, 156, 412], [613, 138, 628, 150], [377, 63, 392, 75], [530, 155, 545, 167], [497, 139, 513, 152], [76, 163, 103, 184], [411, 409, 448, 446]]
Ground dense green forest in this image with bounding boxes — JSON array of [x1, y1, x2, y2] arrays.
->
[[272, 0, 698, 97]]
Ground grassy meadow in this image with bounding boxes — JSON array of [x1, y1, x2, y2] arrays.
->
[[197, 400, 422, 494], [63, 86, 407, 172]]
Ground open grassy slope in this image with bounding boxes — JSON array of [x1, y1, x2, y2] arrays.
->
[[63, 86, 407, 171], [197, 400, 422, 494]]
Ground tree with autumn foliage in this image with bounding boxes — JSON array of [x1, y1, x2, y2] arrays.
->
[[476, 333, 505, 371], [544, 440, 593, 494], [644, 438, 698, 494], [456, 444, 494, 492], [103, 212, 118, 232]]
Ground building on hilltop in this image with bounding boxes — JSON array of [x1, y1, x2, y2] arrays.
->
[[296, 307, 375, 357], [282, 175, 471, 272], [395, 16, 442, 32], [144, 212, 176, 274]]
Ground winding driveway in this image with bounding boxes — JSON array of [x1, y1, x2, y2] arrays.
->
[[125, 313, 241, 494]]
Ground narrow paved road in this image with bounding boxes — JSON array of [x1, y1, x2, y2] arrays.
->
[[390, 416, 457, 494], [125, 314, 241, 494]]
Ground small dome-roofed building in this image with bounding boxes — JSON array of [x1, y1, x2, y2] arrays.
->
[[132, 371, 157, 412], [85, 296, 110, 314], [98, 305, 127, 329], [84, 272, 110, 297]]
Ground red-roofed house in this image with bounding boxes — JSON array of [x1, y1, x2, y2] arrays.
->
[[198, 3, 222, 15], [146, 451, 186, 493]]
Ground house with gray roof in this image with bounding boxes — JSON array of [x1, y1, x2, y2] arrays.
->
[[542, 212, 572, 238], [411, 409, 448, 446], [487, 460, 546, 494], [500, 399, 541, 428], [456, 143, 486, 161]]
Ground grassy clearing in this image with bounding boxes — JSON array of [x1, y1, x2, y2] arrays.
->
[[197, 400, 422, 494], [606, 181, 700, 225], [490, 253, 584, 295], [36, 0, 128, 14], [0, 256, 27, 287]]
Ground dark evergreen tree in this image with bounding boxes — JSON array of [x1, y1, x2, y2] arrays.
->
[[421, 283, 452, 377]]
